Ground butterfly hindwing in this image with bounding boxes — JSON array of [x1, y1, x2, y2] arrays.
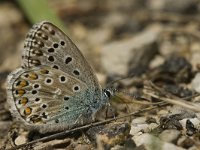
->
[[7, 66, 99, 132]]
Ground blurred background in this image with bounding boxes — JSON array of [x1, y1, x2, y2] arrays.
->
[[1, 0, 200, 149], [1, 0, 200, 78]]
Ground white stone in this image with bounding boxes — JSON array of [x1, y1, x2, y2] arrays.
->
[[133, 133, 185, 150], [191, 73, 200, 93], [159, 130, 181, 143], [130, 117, 158, 135]]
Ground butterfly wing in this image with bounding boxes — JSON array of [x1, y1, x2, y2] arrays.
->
[[7, 66, 100, 132], [7, 21, 107, 132], [23, 21, 100, 89]]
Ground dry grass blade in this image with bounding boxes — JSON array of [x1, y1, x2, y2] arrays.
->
[[144, 81, 200, 112], [145, 92, 200, 112]]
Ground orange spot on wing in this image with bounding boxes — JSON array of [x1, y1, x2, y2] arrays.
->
[[29, 73, 38, 80], [20, 97, 28, 105], [16, 80, 29, 87], [24, 107, 32, 115], [40, 69, 49, 74], [15, 89, 26, 96]]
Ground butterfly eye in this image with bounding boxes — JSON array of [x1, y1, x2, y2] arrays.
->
[[104, 89, 112, 98]]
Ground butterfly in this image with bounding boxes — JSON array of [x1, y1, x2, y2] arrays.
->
[[7, 21, 113, 133]]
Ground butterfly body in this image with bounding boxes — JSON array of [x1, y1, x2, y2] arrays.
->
[[7, 21, 110, 133]]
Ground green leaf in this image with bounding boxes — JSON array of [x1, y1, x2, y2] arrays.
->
[[17, 0, 66, 32]]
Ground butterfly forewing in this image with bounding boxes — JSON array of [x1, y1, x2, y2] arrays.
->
[[22, 22, 100, 89]]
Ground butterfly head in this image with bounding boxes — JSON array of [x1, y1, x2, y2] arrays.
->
[[103, 88, 115, 99]]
